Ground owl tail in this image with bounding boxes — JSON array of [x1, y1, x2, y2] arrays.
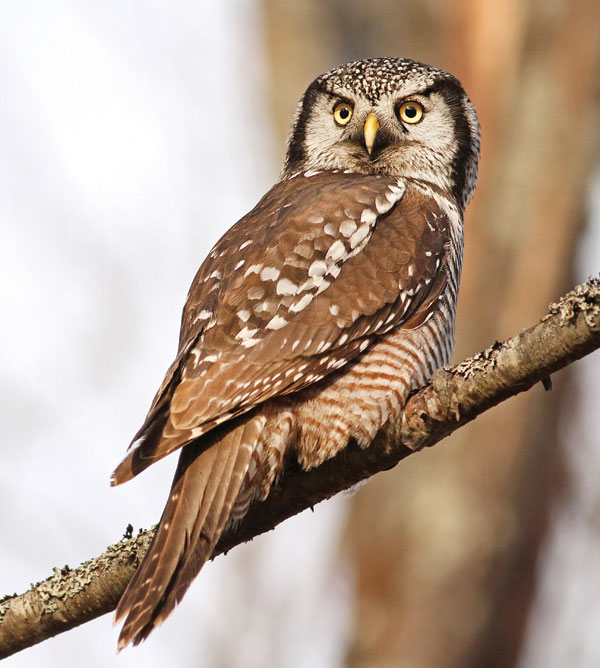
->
[[115, 414, 265, 650]]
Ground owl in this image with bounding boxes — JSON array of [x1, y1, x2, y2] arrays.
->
[[112, 57, 480, 648]]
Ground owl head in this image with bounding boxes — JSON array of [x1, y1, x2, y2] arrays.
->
[[282, 57, 480, 212]]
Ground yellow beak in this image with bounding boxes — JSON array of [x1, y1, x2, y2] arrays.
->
[[363, 113, 380, 155]]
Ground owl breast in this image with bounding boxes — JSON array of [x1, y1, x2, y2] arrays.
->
[[232, 180, 463, 515]]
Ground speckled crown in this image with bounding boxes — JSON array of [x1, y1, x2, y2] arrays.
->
[[316, 57, 457, 103]]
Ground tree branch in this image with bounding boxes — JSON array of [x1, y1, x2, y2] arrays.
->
[[1, 278, 599, 659]]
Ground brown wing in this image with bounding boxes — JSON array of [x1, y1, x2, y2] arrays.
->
[[112, 171, 451, 484]]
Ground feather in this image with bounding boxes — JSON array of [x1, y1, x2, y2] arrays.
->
[[115, 414, 264, 648]]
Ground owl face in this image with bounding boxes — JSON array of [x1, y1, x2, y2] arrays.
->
[[283, 58, 480, 211]]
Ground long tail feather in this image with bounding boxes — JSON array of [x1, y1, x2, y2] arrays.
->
[[115, 414, 265, 649], [151, 429, 256, 626]]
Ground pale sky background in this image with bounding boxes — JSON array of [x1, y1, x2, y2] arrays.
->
[[0, 3, 350, 666], [1, 3, 599, 668]]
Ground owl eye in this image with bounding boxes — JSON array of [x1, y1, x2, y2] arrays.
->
[[333, 101, 354, 126], [397, 101, 424, 124]]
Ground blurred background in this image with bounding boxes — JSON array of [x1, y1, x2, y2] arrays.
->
[[1, 1, 599, 666]]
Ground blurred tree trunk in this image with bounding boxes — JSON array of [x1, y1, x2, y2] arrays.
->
[[261, 1, 600, 667]]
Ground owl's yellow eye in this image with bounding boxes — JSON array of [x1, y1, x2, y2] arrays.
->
[[333, 101, 354, 126], [397, 101, 424, 124]]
